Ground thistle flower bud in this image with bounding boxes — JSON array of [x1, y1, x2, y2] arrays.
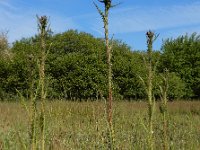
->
[[39, 16, 48, 29], [98, 0, 112, 8], [146, 30, 154, 39]]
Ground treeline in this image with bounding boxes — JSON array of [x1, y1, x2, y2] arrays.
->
[[0, 30, 199, 100]]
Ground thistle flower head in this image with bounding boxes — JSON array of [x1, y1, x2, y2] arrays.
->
[[146, 30, 155, 45], [98, 0, 112, 9], [39, 16, 48, 30], [146, 30, 154, 40]]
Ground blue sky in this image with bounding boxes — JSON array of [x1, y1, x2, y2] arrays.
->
[[1, 0, 200, 50]]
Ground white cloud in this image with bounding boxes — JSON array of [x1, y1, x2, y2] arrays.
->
[[0, 0, 17, 11], [0, 1, 80, 43], [1, 0, 200, 47]]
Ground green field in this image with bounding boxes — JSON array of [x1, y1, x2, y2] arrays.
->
[[0, 100, 200, 149]]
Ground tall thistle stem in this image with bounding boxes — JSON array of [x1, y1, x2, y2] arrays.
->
[[105, 2, 113, 128], [159, 69, 169, 150], [27, 54, 37, 150], [94, 0, 114, 128], [146, 30, 158, 150], [94, 1, 117, 149], [37, 15, 48, 150]]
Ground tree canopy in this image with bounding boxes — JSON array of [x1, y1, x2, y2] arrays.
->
[[0, 30, 198, 100], [160, 33, 200, 99]]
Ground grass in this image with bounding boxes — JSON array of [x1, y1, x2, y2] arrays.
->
[[0, 100, 200, 149]]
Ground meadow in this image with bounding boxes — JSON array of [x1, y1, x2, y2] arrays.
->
[[0, 100, 200, 150], [1, 1, 200, 149]]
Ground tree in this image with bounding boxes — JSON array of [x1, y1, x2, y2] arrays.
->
[[160, 33, 200, 99], [8, 29, 189, 101], [47, 30, 107, 100], [112, 42, 145, 100]]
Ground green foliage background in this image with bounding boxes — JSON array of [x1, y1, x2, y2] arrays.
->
[[0, 30, 198, 100]]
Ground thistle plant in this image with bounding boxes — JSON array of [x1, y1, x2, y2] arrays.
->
[[94, 0, 114, 129], [27, 54, 37, 150], [94, 0, 118, 149], [139, 30, 158, 150], [146, 30, 155, 150], [37, 15, 49, 150], [159, 69, 169, 150]]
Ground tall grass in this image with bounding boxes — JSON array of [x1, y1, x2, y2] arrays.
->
[[0, 100, 200, 149]]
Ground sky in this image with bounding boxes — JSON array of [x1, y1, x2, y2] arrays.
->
[[1, 0, 200, 50]]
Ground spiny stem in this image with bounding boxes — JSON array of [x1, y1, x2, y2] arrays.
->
[[94, 0, 114, 129], [159, 69, 169, 150], [37, 15, 48, 150], [94, 1, 117, 149], [26, 53, 37, 150], [146, 30, 157, 150]]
